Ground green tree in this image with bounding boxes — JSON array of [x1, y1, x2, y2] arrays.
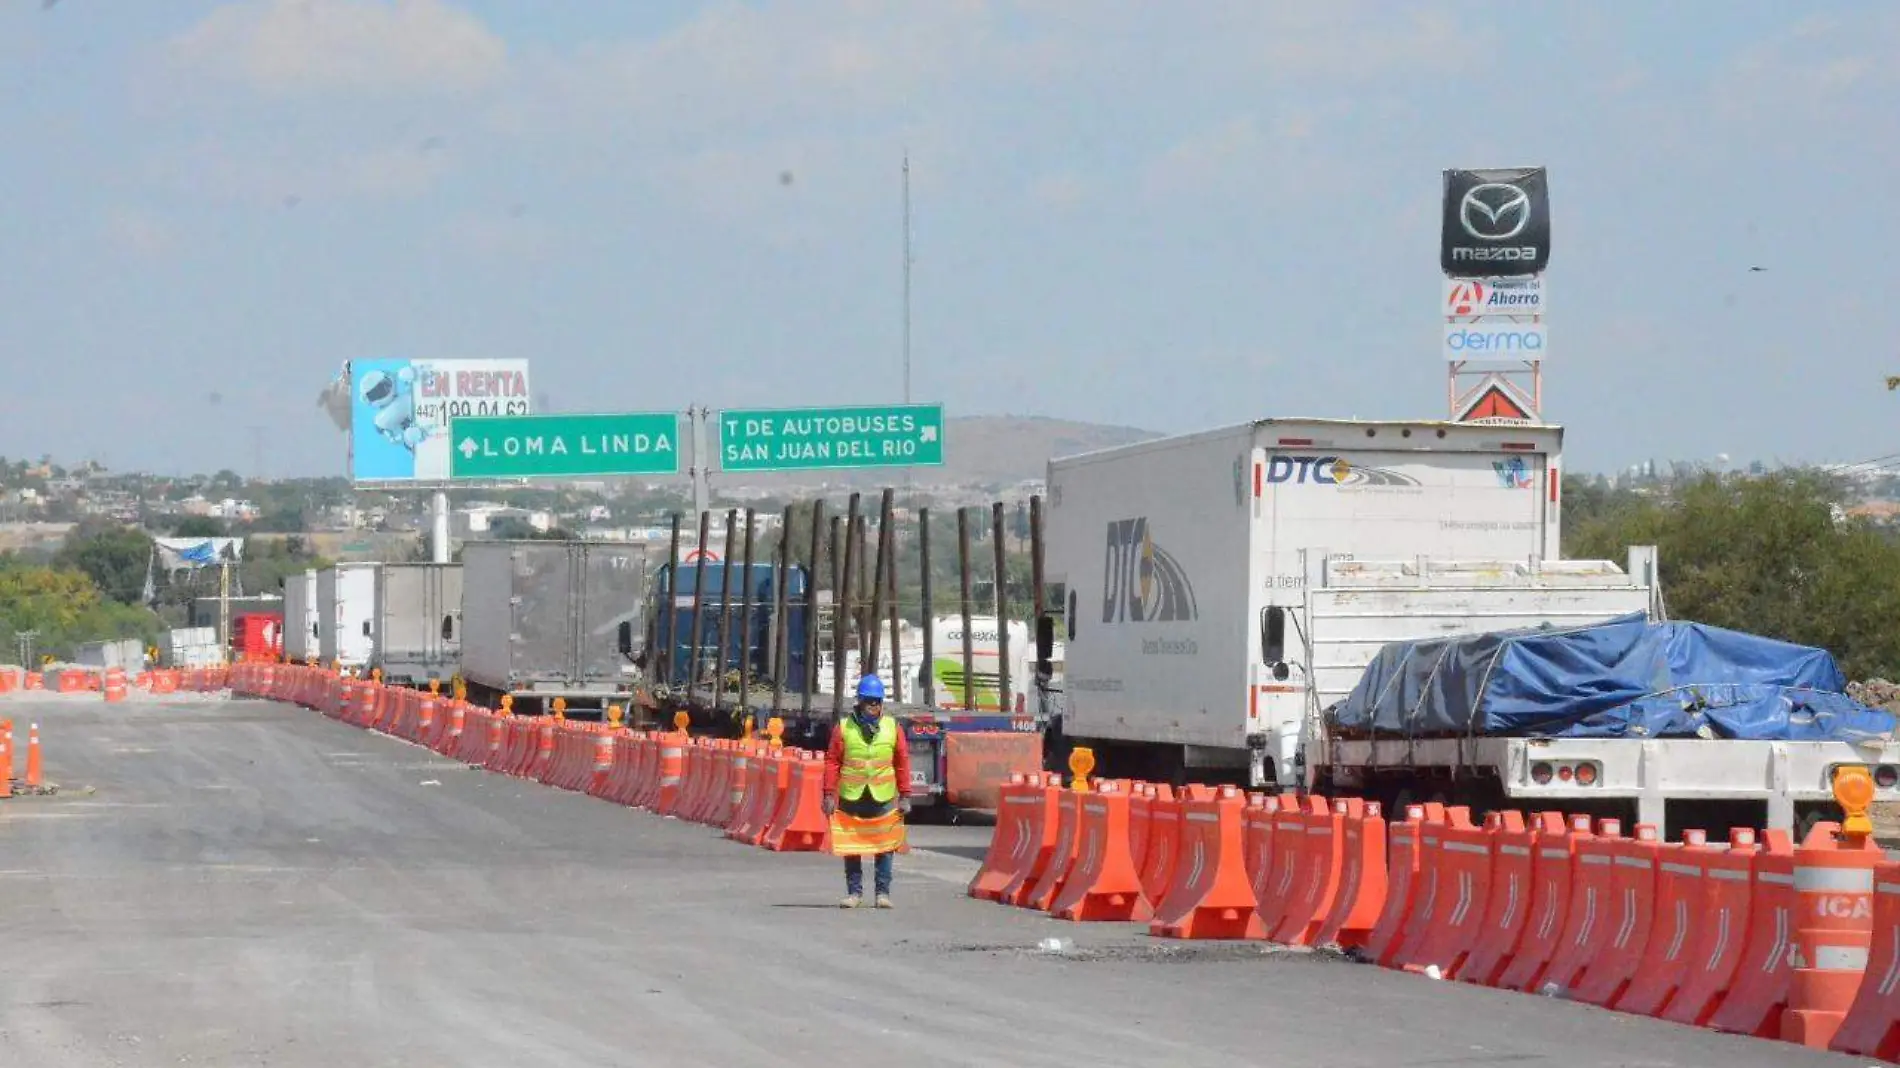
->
[[55, 520, 153, 604], [1566, 471, 1900, 680], [171, 516, 227, 538]]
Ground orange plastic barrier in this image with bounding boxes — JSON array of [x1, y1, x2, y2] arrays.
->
[[968, 774, 1051, 901], [1707, 829, 1796, 1038], [1362, 804, 1429, 966], [1571, 822, 1662, 1006], [1138, 786, 1183, 907], [1242, 794, 1282, 925], [992, 778, 1065, 906], [1539, 817, 1624, 995], [1616, 827, 1721, 1017], [711, 745, 755, 827], [1021, 787, 1082, 911], [1830, 858, 1900, 1059], [1254, 793, 1309, 938], [725, 745, 774, 842], [1658, 827, 1760, 1027], [1458, 810, 1538, 987], [1269, 796, 1342, 946], [1128, 783, 1160, 879], [1050, 782, 1152, 922], [1390, 804, 1463, 972], [1781, 821, 1879, 1049], [650, 734, 688, 815], [1497, 813, 1594, 992], [1150, 784, 1265, 940], [762, 752, 830, 852], [1311, 799, 1385, 950], [1401, 806, 1494, 977]]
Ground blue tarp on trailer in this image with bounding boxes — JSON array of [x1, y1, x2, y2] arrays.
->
[[1330, 612, 1895, 742]]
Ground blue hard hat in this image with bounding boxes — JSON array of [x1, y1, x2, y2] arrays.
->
[[856, 675, 886, 702]]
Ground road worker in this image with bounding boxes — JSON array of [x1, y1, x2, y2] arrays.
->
[[822, 674, 911, 908]]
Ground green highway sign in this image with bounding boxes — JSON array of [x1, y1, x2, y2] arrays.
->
[[718, 404, 944, 473], [450, 412, 681, 478]]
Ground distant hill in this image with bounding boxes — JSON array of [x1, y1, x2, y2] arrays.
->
[[720, 415, 1164, 490]]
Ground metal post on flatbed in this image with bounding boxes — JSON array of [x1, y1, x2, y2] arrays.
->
[[801, 499, 825, 718], [770, 505, 793, 715], [919, 507, 934, 708], [713, 508, 738, 713], [957, 507, 975, 712], [656, 513, 682, 690], [1030, 494, 1047, 688], [829, 515, 845, 718], [855, 507, 870, 664], [992, 501, 1011, 716], [687, 510, 711, 707], [737, 509, 757, 709], [867, 489, 893, 683], [840, 492, 861, 693]]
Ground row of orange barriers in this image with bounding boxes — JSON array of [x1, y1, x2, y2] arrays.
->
[[1, 664, 221, 697], [965, 772, 1900, 1059], [225, 662, 837, 857]]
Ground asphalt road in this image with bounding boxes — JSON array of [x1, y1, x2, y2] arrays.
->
[[0, 694, 1865, 1067]]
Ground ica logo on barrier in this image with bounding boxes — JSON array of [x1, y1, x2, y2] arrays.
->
[[1101, 518, 1198, 623]]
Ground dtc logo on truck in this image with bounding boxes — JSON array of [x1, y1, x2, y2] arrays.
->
[[1102, 518, 1198, 623], [1265, 456, 1421, 487]]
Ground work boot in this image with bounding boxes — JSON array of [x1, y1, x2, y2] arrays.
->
[[839, 894, 862, 909], [875, 894, 894, 910]]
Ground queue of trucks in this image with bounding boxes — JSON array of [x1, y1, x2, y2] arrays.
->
[[254, 413, 1897, 834]]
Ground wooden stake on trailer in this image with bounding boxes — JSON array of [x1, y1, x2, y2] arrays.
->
[[829, 514, 845, 718], [957, 507, 975, 712], [656, 513, 682, 689], [839, 492, 861, 699], [887, 515, 902, 705], [919, 507, 935, 708], [866, 488, 894, 682], [1030, 494, 1047, 689], [770, 505, 793, 715], [855, 508, 871, 663], [713, 508, 738, 712], [992, 501, 1011, 716], [801, 499, 825, 717], [687, 510, 711, 707], [737, 509, 757, 708]]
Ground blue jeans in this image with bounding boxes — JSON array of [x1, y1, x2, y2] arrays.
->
[[845, 853, 893, 897]]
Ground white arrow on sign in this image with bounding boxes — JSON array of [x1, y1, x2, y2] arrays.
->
[[920, 425, 938, 444], [458, 438, 479, 458]]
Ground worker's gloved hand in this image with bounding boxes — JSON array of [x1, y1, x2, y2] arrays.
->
[[898, 797, 912, 816], [821, 795, 836, 817]]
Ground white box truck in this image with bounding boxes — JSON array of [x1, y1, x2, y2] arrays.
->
[[317, 563, 377, 671], [370, 563, 462, 686], [1045, 418, 1893, 833], [283, 569, 319, 664]]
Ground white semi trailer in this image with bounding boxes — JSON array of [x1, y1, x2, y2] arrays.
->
[[1044, 417, 1895, 833]]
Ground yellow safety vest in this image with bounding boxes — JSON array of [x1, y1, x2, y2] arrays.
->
[[838, 715, 899, 804]]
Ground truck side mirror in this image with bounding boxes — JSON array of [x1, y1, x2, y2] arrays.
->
[[441, 615, 455, 641], [617, 620, 634, 657], [362, 620, 372, 637], [1260, 605, 1288, 675]]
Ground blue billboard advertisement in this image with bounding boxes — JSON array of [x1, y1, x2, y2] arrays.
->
[[348, 358, 532, 484]]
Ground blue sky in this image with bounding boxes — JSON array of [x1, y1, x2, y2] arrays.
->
[[2, 1, 1896, 478]]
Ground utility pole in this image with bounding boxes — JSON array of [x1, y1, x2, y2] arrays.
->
[[901, 150, 915, 491], [15, 630, 37, 668]]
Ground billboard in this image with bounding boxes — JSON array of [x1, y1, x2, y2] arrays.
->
[[1440, 167, 1550, 277], [348, 358, 531, 484], [1443, 276, 1544, 317], [1444, 322, 1548, 360]]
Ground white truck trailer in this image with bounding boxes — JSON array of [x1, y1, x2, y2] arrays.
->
[[283, 569, 319, 664], [316, 563, 377, 672], [1045, 417, 1894, 833], [369, 563, 462, 686]]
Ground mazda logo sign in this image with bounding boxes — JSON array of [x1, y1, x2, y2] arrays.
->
[[1459, 183, 1530, 241]]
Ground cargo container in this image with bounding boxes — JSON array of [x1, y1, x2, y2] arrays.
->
[[161, 626, 223, 668], [461, 541, 647, 715], [370, 563, 462, 685], [646, 561, 809, 692], [316, 564, 377, 670], [282, 569, 319, 663]]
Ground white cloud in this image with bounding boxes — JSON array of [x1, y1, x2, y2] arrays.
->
[[160, 139, 453, 204], [168, 0, 507, 97]]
